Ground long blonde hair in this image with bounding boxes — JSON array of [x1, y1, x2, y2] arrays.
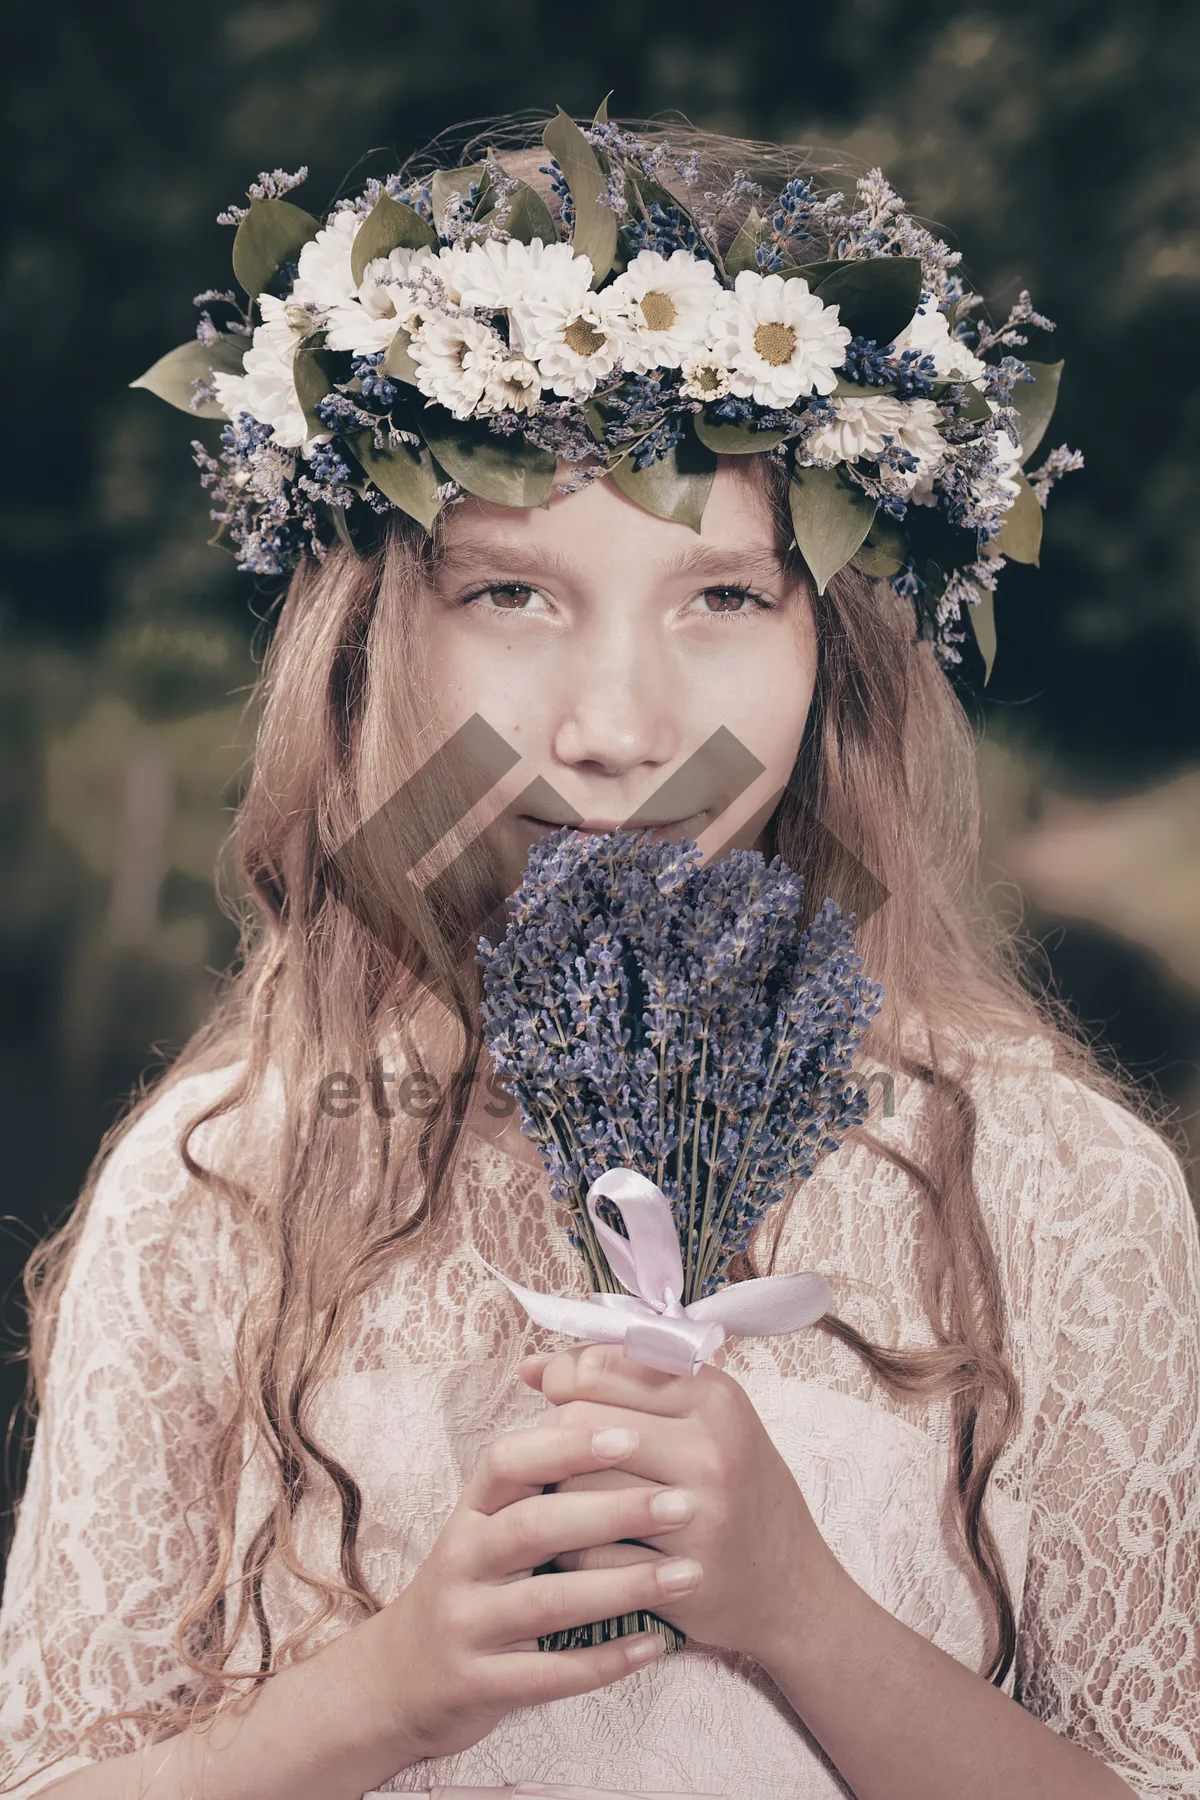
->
[[7, 114, 1188, 1784]]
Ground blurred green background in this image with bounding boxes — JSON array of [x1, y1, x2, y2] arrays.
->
[[3, 0, 1199, 1522]]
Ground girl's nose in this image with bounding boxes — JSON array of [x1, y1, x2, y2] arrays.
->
[[549, 632, 680, 778]]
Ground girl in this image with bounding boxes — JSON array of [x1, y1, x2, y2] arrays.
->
[[1, 118, 1197, 1800]]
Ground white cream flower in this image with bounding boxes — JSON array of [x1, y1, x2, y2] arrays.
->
[[210, 368, 252, 423], [212, 293, 314, 448], [409, 314, 507, 418], [426, 244, 472, 308], [706, 270, 853, 408], [891, 300, 987, 383], [510, 287, 626, 400], [289, 207, 361, 313], [807, 394, 947, 498], [324, 245, 437, 355], [606, 249, 720, 373], [806, 393, 910, 464], [479, 356, 541, 415], [679, 351, 733, 402], [441, 236, 594, 313], [888, 398, 948, 498], [255, 291, 313, 356]]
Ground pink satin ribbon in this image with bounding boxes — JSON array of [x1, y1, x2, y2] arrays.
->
[[474, 1166, 832, 1377]]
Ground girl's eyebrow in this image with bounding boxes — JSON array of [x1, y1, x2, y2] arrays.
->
[[435, 541, 787, 582]]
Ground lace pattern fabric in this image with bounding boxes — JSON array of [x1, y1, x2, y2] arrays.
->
[[1, 1035, 1197, 1798]]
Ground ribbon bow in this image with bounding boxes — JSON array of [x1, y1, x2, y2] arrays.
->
[[473, 1168, 833, 1377]]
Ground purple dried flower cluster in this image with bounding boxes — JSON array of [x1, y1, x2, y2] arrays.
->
[[191, 417, 316, 574], [974, 289, 1056, 354], [840, 336, 939, 396], [1028, 444, 1085, 505], [476, 828, 883, 1302], [538, 157, 575, 232], [623, 202, 710, 260], [753, 177, 817, 272]]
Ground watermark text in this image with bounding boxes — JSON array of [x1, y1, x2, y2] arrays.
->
[[317, 1061, 895, 1122]]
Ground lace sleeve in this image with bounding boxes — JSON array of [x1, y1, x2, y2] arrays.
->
[[1017, 1077, 1200, 1798], [0, 1072, 239, 1797]]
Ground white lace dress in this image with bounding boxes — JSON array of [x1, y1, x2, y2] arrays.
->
[[1, 1035, 1198, 1799]]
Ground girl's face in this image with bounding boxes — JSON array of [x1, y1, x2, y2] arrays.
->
[[417, 461, 818, 899]]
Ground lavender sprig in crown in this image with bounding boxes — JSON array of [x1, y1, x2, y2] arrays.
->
[[475, 827, 884, 1308]]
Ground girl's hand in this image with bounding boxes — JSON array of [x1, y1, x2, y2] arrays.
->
[[371, 1405, 695, 1768], [517, 1341, 845, 1668]]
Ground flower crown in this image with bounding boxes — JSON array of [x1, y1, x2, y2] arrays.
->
[[133, 101, 1082, 678]]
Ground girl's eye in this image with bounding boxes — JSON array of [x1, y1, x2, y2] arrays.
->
[[459, 581, 549, 615], [690, 586, 775, 622]]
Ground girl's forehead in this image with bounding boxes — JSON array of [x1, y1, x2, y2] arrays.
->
[[435, 462, 786, 572]]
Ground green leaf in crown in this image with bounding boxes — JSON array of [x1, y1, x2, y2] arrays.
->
[[130, 333, 248, 418], [420, 410, 558, 510], [350, 194, 438, 285], [789, 465, 878, 596], [233, 197, 321, 298], [608, 427, 717, 532]]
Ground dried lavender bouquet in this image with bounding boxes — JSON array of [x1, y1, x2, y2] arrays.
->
[[475, 827, 883, 1655]]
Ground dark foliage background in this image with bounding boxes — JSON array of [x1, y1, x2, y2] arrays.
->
[[3, 0, 1199, 1530]]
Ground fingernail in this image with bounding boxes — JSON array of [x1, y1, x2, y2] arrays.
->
[[626, 1633, 666, 1665], [649, 1488, 694, 1524], [657, 1557, 702, 1594], [592, 1427, 638, 1458]]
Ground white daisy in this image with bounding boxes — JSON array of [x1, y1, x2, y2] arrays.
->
[[806, 392, 947, 492], [510, 287, 626, 400], [606, 249, 720, 373], [679, 351, 733, 402], [707, 271, 853, 408], [289, 207, 361, 313], [440, 236, 594, 313], [409, 314, 507, 418], [479, 356, 541, 415], [212, 293, 313, 448], [891, 300, 988, 383], [324, 245, 438, 355]]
